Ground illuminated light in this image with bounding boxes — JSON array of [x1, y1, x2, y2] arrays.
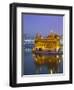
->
[[57, 36, 60, 39], [42, 46, 45, 50], [41, 36, 43, 39]]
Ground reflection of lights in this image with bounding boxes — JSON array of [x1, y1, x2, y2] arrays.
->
[[59, 60, 61, 63], [32, 53, 63, 74], [33, 54, 62, 74], [42, 56, 45, 60], [33, 53, 62, 64], [50, 69, 53, 74], [56, 55, 59, 58]]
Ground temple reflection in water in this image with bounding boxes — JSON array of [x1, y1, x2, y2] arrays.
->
[[32, 53, 63, 74]]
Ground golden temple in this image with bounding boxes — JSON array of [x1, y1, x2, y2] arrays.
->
[[33, 32, 61, 52]]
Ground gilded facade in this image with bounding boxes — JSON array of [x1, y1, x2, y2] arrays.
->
[[33, 33, 61, 52]]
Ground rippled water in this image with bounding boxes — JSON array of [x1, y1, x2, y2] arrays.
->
[[22, 49, 63, 75]]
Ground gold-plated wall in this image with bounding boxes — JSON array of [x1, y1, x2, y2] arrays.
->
[[33, 33, 61, 52]]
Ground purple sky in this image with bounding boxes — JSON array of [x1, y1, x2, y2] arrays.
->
[[22, 14, 63, 36]]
